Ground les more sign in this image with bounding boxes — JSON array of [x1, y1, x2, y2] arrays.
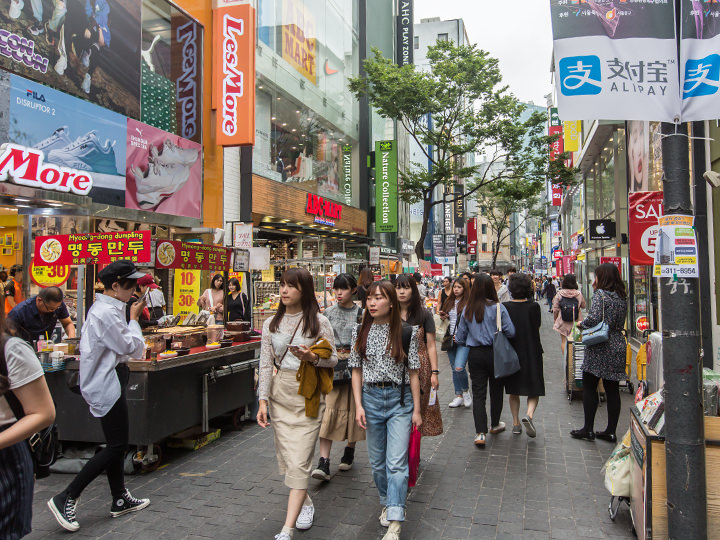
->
[[0, 144, 93, 195]]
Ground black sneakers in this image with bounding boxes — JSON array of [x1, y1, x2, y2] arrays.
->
[[311, 457, 331, 481], [48, 492, 80, 532], [338, 446, 355, 471], [110, 489, 150, 517]]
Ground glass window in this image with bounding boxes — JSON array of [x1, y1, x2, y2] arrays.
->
[[437, 33, 448, 42], [482, 242, 487, 252], [414, 36, 419, 49], [481, 223, 487, 235]]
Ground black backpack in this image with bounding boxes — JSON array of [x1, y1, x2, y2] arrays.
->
[[558, 295, 580, 322], [0, 341, 59, 479]]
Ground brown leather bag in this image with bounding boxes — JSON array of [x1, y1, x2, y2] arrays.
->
[[416, 328, 443, 437]]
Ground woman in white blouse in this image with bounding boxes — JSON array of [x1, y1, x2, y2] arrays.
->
[[256, 268, 337, 540], [349, 280, 422, 540]]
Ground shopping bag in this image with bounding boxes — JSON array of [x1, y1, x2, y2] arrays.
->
[[408, 426, 422, 488], [602, 444, 632, 497]]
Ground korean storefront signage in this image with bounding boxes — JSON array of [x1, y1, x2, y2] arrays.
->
[[306, 193, 343, 227], [551, 184, 563, 206], [369, 247, 381, 266], [30, 261, 71, 288], [173, 269, 201, 317], [396, 0, 414, 66], [282, 0, 317, 84], [653, 215, 699, 278], [563, 120, 581, 152], [213, 3, 256, 146], [600, 257, 622, 273], [233, 222, 253, 249], [629, 191, 663, 266], [375, 140, 398, 233], [588, 219, 616, 241], [341, 144, 352, 206], [155, 241, 230, 272], [34, 231, 151, 266], [467, 218, 477, 255], [453, 185, 464, 228]]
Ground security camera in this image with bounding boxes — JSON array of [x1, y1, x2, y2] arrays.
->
[[704, 170, 720, 188]]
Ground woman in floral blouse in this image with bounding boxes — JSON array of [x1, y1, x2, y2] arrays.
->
[[349, 280, 421, 540]]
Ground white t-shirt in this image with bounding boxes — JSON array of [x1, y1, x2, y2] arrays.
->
[[0, 337, 44, 426]]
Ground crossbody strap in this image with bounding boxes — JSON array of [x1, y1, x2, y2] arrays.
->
[[496, 303, 502, 333], [273, 318, 303, 370]]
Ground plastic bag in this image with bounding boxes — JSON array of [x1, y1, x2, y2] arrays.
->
[[408, 426, 421, 488], [602, 434, 632, 497]]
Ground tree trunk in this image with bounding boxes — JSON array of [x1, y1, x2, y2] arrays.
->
[[414, 193, 433, 263], [491, 230, 502, 270]]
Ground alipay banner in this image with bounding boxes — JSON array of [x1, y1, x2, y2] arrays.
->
[[680, 2, 720, 121]]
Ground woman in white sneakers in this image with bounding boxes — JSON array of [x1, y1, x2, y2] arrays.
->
[[438, 278, 471, 408], [256, 268, 337, 540]]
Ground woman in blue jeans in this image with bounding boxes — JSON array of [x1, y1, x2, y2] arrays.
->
[[349, 280, 422, 540], [438, 278, 471, 408]]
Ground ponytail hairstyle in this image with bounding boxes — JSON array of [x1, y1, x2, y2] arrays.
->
[[355, 280, 406, 364], [269, 268, 321, 338]]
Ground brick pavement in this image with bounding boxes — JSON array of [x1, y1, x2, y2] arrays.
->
[[29, 309, 636, 540]]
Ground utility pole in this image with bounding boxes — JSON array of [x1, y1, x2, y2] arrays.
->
[[659, 121, 707, 539]]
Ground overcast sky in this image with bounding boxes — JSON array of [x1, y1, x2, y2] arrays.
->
[[414, 1, 554, 107]]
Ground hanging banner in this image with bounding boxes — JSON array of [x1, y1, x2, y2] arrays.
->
[[155, 241, 230, 272], [653, 215, 699, 278], [396, 0, 414, 66], [34, 231, 151, 266], [563, 120, 581, 152], [341, 144, 353, 206], [550, 0, 679, 122], [551, 183, 563, 206], [375, 140, 398, 233], [233, 222, 253, 248], [600, 256, 622, 274], [281, 0, 317, 84], [173, 269, 201, 317], [432, 234, 445, 259], [549, 107, 564, 161], [629, 191, 663, 266], [453, 185, 464, 228], [680, 2, 720, 121], [467, 218, 477, 255]]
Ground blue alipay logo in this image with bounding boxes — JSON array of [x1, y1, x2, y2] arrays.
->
[[683, 55, 720, 99], [559, 55, 602, 96]]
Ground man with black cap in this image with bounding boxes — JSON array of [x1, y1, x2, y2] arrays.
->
[[48, 260, 150, 532]]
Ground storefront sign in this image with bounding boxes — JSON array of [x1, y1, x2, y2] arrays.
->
[[553, 249, 564, 259], [653, 215, 699, 278], [396, 0, 414, 67], [369, 247, 380, 266], [0, 144, 93, 195], [173, 18, 202, 142], [30, 261, 70, 288], [233, 222, 253, 249], [341, 144, 352, 206], [34, 231, 151, 266], [453, 185, 464, 228], [600, 257, 622, 273], [173, 269, 201, 317], [551, 183, 562, 206], [563, 120, 580, 152], [636, 315, 650, 333], [432, 234, 445, 259], [375, 140, 398, 232], [306, 193, 342, 226], [281, 0, 317, 84], [261, 266, 275, 282], [629, 191, 663, 266], [213, 3, 256, 146], [467, 218, 477, 255], [155, 241, 230, 272], [233, 249, 250, 272], [588, 219, 616, 241]]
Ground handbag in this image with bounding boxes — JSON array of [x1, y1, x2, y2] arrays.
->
[[333, 306, 363, 384], [408, 426, 422, 488], [441, 326, 454, 351], [581, 296, 609, 346], [493, 303, 520, 379]]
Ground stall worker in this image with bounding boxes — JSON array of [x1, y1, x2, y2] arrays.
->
[[8, 286, 76, 345], [227, 278, 250, 322], [137, 274, 166, 320], [4, 265, 23, 315]]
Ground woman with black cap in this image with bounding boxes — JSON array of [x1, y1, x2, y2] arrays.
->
[[48, 260, 150, 532]]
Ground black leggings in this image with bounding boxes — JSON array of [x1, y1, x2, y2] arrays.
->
[[66, 365, 129, 498], [582, 371, 620, 434]]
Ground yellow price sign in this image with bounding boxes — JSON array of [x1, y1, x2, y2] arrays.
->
[[30, 261, 70, 287], [173, 269, 201, 317]]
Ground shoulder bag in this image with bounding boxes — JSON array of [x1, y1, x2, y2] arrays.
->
[[581, 295, 609, 346], [333, 307, 363, 384], [493, 303, 520, 379], [441, 310, 457, 351]]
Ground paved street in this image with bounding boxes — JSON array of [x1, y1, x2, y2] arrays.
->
[[29, 309, 636, 540]]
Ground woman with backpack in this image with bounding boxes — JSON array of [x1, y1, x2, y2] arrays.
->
[[256, 268, 337, 540], [552, 274, 586, 356], [349, 280, 422, 540], [1, 314, 56, 540]]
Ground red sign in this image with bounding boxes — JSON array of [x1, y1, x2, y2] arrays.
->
[[213, 3, 255, 146], [467, 218, 477, 255], [562, 255, 574, 275], [0, 144, 93, 195], [636, 315, 650, 332], [430, 264, 442, 276], [306, 193, 342, 226], [156, 241, 230, 272], [549, 125, 564, 161], [552, 248, 564, 259], [600, 257, 622, 273], [34, 231, 151, 266], [629, 191, 663, 266], [551, 183, 563, 206]]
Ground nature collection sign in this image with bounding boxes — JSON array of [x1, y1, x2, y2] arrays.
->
[[375, 140, 398, 233], [341, 144, 353, 206]]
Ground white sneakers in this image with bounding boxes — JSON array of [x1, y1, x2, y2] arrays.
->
[[489, 421, 506, 434], [448, 396, 463, 408], [449, 392, 472, 408], [132, 139, 198, 209], [379, 507, 390, 527], [295, 502, 314, 530], [9, 0, 23, 19], [35, 126, 72, 154], [48, 130, 118, 175], [462, 390, 472, 408], [382, 522, 402, 540], [150, 139, 199, 167], [474, 433, 486, 446]]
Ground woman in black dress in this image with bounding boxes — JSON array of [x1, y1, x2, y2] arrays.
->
[[226, 278, 250, 322], [503, 274, 544, 438]]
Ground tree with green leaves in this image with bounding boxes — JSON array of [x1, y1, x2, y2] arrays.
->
[[348, 40, 573, 262]]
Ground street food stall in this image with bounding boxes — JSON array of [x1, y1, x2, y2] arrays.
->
[[32, 232, 261, 470]]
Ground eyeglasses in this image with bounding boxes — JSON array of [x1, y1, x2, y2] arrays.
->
[[38, 298, 61, 313]]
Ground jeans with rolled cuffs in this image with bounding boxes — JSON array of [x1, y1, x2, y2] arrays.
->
[[362, 384, 413, 522], [447, 345, 470, 395]]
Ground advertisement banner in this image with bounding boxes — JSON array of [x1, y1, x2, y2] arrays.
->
[[375, 140, 398, 232], [369, 247, 380, 266], [588, 219, 616, 241], [629, 191, 663, 266], [30, 261, 70, 288], [467, 218, 477, 255], [551, 183, 562, 206], [125, 118, 202, 218], [563, 120, 581, 152], [550, 0, 679, 122], [173, 269, 201, 317], [171, 15, 202, 144], [600, 256, 622, 274], [680, 2, 720, 121], [444, 234, 456, 258], [0, 0, 141, 118], [341, 144, 352, 206], [155, 240, 230, 272], [232, 222, 253, 249], [281, 0, 317, 84], [431, 234, 445, 259], [653, 215, 699, 278], [396, 0, 413, 66], [34, 231, 151, 266], [453, 185, 464, 228], [213, 3, 255, 146]]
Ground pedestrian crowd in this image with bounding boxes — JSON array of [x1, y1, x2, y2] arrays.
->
[[0, 260, 627, 540]]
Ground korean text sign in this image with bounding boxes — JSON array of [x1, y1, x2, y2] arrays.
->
[[653, 215, 699, 278], [629, 191, 663, 266], [34, 231, 151, 266], [156, 241, 230, 272]]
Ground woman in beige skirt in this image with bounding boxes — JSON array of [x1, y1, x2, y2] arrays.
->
[[312, 274, 365, 481], [256, 268, 337, 540]]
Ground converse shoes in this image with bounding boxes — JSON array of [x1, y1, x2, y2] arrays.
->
[[133, 161, 192, 209], [489, 421, 506, 434], [35, 126, 72, 154], [474, 433, 486, 446], [48, 131, 118, 174], [110, 489, 150, 517], [295, 502, 314, 530], [150, 139, 199, 167], [379, 507, 390, 527], [9, 0, 24, 19], [47, 492, 80, 532], [338, 446, 355, 471], [311, 457, 331, 481], [448, 396, 463, 408], [462, 390, 472, 408]]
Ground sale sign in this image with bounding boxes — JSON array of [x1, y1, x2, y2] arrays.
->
[[34, 231, 151, 266], [30, 261, 70, 287], [173, 269, 201, 317], [629, 191, 663, 266], [155, 241, 230, 272]]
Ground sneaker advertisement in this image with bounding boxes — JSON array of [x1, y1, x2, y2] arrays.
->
[[0, 0, 141, 118], [126, 118, 201, 219]]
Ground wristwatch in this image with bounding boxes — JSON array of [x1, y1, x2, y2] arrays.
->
[[431, 369, 440, 374]]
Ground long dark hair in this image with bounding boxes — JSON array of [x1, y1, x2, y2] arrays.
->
[[595, 263, 626, 299], [211, 274, 224, 290], [441, 278, 470, 314], [465, 273, 498, 323], [394, 274, 424, 326], [355, 280, 405, 364], [561, 273, 578, 290], [358, 267, 373, 288], [269, 268, 320, 338]]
